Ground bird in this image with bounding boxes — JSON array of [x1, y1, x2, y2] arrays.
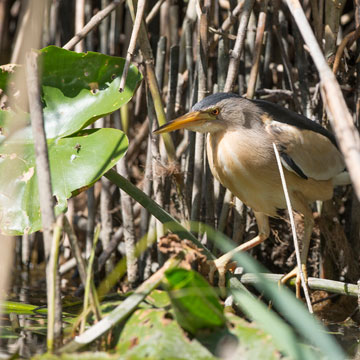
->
[[153, 92, 350, 296]]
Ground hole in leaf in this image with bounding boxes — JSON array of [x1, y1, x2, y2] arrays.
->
[[164, 312, 174, 320]]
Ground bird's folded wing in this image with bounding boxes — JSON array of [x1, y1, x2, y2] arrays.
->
[[265, 121, 345, 181]]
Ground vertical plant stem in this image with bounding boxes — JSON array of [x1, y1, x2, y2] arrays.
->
[[324, 0, 345, 61], [128, 0, 176, 160], [26, 50, 62, 349], [273, 144, 313, 313], [117, 157, 139, 288], [81, 224, 101, 333], [166, 45, 179, 122], [190, 125, 204, 223], [218, 189, 233, 233], [155, 36, 167, 91], [273, 3, 300, 111], [100, 174, 114, 273], [0, 236, 15, 334], [75, 0, 85, 52], [21, 233, 32, 268], [86, 187, 96, 258], [140, 138, 153, 238], [224, 0, 254, 92], [191, 3, 209, 223], [26, 42, 55, 253], [100, 0, 110, 53], [169, 0, 179, 45], [151, 34, 168, 263], [114, 106, 139, 287], [140, 139, 153, 278], [184, 20, 195, 206], [147, 89, 165, 266], [217, 37, 229, 92], [246, 0, 268, 99], [309, 0, 322, 44], [11, 0, 46, 63], [119, 0, 146, 91], [232, 198, 246, 244], [47, 215, 63, 351], [84, 0, 94, 50], [292, 18, 312, 117]]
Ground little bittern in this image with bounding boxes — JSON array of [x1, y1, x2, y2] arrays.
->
[[154, 92, 350, 294]]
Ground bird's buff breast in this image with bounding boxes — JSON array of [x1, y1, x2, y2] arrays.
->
[[206, 130, 333, 217]]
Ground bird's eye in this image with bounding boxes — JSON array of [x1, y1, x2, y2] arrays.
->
[[211, 108, 220, 116]]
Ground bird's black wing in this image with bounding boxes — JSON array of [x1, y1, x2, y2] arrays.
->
[[253, 99, 345, 181], [253, 99, 338, 149], [279, 152, 308, 179]]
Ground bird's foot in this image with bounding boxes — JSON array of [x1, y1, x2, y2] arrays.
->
[[279, 264, 308, 298], [207, 256, 237, 297]]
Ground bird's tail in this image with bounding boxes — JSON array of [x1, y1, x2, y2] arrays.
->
[[332, 171, 351, 186]]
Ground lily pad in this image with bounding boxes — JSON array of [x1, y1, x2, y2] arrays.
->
[[0, 46, 142, 235], [0, 128, 128, 234]]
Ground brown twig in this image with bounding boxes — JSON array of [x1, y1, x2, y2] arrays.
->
[[208, 27, 237, 40], [145, 0, 165, 24]]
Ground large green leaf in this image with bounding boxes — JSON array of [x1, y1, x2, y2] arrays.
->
[[0, 46, 141, 235], [1, 46, 142, 140], [0, 129, 127, 234], [163, 268, 226, 335], [116, 308, 217, 360]]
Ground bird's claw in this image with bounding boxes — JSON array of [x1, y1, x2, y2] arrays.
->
[[207, 257, 236, 297], [279, 265, 308, 298]]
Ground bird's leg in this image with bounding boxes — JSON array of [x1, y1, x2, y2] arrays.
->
[[281, 211, 314, 298], [208, 212, 270, 295]]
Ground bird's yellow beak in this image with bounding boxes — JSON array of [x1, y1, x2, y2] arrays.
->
[[153, 111, 212, 134]]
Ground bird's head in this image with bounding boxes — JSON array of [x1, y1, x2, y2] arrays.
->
[[153, 93, 254, 135]]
